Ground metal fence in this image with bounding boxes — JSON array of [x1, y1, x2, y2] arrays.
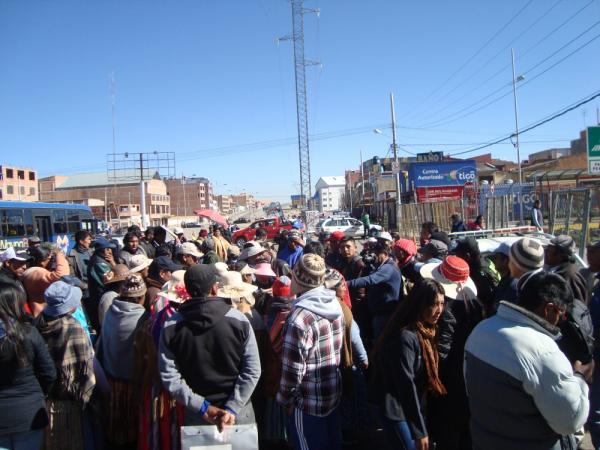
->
[[548, 188, 599, 256]]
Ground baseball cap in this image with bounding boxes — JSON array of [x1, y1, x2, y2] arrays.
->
[[185, 264, 219, 297], [376, 231, 393, 242], [149, 256, 182, 274], [178, 242, 203, 258], [548, 235, 575, 255], [1, 247, 29, 263]]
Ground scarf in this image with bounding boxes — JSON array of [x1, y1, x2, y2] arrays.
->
[[415, 321, 446, 396]]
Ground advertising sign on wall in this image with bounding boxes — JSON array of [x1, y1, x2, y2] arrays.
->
[[409, 161, 477, 188], [416, 186, 464, 203]]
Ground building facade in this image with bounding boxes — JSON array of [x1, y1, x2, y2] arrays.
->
[[164, 177, 212, 216], [39, 173, 171, 226], [215, 194, 233, 215], [0, 165, 39, 201], [315, 176, 346, 213]]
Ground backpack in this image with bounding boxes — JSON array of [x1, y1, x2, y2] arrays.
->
[[559, 299, 594, 364]]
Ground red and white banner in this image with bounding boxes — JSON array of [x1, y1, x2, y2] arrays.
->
[[416, 186, 464, 203]]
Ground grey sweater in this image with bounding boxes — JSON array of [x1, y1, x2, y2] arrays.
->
[[98, 299, 146, 380]]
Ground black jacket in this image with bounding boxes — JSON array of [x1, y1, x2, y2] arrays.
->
[[0, 323, 56, 435], [161, 297, 259, 407], [552, 262, 589, 305], [370, 328, 428, 440], [0, 267, 26, 297]]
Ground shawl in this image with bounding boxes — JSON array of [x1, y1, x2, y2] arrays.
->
[[213, 235, 231, 262], [37, 315, 96, 405]]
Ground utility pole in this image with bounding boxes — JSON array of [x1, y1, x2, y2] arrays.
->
[[390, 92, 403, 228], [280, 0, 320, 209], [511, 49, 524, 224], [139, 153, 148, 228], [360, 150, 365, 210]]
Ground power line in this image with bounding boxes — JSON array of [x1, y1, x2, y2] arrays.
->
[[415, 25, 600, 129], [407, 0, 596, 127], [405, 0, 564, 124], [402, 1, 534, 119], [447, 89, 600, 157]]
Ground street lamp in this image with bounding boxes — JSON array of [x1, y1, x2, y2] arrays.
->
[[511, 48, 525, 224]]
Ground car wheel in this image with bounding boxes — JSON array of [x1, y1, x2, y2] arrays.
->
[[369, 228, 378, 237], [236, 237, 247, 247]]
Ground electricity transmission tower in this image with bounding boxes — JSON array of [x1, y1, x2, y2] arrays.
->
[[280, 0, 320, 207]]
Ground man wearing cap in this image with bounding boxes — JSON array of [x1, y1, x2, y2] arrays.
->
[[491, 242, 518, 308], [546, 235, 589, 305], [27, 235, 42, 251], [145, 256, 182, 310], [325, 230, 345, 271], [0, 247, 30, 295], [173, 226, 187, 244], [159, 264, 261, 430], [418, 239, 448, 266], [376, 231, 394, 253], [277, 254, 344, 449], [347, 242, 402, 341], [277, 230, 305, 269], [177, 242, 203, 268]]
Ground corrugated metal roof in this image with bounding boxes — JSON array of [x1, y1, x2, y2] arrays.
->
[[57, 172, 146, 189]]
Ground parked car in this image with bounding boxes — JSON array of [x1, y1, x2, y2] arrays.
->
[[233, 217, 249, 225], [315, 217, 382, 238], [181, 222, 200, 228], [232, 216, 303, 247], [448, 227, 587, 269]]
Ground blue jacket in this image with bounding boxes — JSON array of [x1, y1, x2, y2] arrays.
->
[[346, 258, 401, 316], [277, 246, 304, 269]]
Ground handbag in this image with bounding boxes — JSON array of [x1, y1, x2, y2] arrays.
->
[[181, 424, 259, 450]]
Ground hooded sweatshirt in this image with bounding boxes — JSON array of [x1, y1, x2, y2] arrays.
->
[[277, 286, 344, 416], [159, 297, 260, 415], [97, 299, 147, 380]]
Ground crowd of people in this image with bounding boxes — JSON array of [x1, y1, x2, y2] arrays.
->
[[0, 218, 599, 450]]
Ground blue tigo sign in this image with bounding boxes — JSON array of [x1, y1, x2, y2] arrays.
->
[[409, 161, 477, 187]]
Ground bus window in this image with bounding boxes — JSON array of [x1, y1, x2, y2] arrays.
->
[[1, 209, 25, 237], [24, 210, 34, 236], [53, 210, 67, 234], [67, 212, 80, 222], [68, 222, 80, 233]]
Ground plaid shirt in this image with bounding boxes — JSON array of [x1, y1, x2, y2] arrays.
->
[[277, 304, 344, 416]]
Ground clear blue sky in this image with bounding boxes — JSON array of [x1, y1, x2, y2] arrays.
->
[[2, 0, 600, 200]]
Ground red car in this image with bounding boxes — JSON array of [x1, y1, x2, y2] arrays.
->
[[232, 217, 302, 246]]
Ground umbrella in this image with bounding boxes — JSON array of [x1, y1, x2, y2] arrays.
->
[[194, 209, 229, 227]]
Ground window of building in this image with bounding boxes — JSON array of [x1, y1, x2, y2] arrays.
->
[[29, 187, 35, 196], [19, 186, 25, 196], [17, 170, 25, 180], [0, 189, 2, 199], [5, 169, 13, 179], [6, 185, 14, 195], [28, 172, 35, 181]]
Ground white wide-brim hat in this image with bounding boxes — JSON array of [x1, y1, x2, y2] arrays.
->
[[420, 261, 478, 301]]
